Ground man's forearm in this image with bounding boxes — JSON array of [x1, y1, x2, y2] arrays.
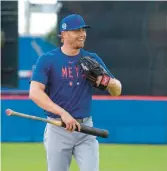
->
[[107, 78, 122, 96], [29, 89, 66, 116]]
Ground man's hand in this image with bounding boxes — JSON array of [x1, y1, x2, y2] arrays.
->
[[61, 112, 81, 132]]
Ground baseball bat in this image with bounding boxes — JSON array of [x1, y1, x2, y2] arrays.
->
[[5, 109, 109, 138]]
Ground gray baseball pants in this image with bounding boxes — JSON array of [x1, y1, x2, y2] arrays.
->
[[43, 117, 99, 171]]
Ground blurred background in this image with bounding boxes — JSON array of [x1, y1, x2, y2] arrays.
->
[[1, 1, 167, 171]]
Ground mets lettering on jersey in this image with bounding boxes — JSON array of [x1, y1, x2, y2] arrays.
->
[[62, 66, 85, 79]]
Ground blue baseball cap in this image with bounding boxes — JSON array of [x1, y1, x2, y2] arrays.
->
[[59, 14, 91, 33]]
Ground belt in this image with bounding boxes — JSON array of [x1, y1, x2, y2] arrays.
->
[[75, 117, 90, 124], [48, 116, 90, 124]]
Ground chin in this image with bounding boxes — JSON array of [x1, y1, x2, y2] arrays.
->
[[74, 46, 84, 49], [77, 43, 85, 49], [80, 45, 84, 48]]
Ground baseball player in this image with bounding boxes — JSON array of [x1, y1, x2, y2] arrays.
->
[[29, 14, 122, 171]]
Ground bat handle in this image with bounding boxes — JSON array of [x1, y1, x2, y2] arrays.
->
[[61, 122, 66, 128], [61, 122, 109, 138]]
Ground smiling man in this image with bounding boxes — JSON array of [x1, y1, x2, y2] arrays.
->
[[29, 14, 122, 171]]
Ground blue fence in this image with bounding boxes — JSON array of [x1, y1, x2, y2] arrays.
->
[[1, 98, 167, 144]]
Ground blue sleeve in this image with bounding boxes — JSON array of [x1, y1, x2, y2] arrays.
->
[[31, 54, 51, 85], [91, 53, 115, 78]]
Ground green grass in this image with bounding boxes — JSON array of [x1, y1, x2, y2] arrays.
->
[[1, 143, 167, 171]]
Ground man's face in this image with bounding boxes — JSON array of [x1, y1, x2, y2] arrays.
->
[[62, 28, 87, 49]]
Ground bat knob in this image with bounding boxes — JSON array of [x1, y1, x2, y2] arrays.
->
[[5, 109, 13, 116]]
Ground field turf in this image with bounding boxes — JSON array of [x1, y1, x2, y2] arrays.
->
[[1, 143, 167, 171]]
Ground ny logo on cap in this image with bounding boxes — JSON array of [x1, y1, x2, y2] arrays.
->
[[62, 23, 67, 30]]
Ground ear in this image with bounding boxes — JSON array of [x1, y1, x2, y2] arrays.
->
[[62, 31, 68, 38]]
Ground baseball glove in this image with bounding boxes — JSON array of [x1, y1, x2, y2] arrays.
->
[[78, 56, 110, 90]]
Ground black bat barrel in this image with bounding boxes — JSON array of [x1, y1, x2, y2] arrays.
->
[[62, 122, 109, 138]]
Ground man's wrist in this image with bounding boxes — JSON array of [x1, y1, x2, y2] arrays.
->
[[107, 78, 120, 88], [107, 78, 122, 96], [58, 109, 67, 117], [52, 105, 67, 117]]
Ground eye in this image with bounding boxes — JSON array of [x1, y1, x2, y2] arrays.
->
[[76, 28, 86, 32], [81, 28, 86, 32]]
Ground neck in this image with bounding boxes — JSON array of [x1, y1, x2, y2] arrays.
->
[[61, 44, 80, 56]]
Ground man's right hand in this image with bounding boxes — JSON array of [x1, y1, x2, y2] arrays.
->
[[61, 112, 81, 132]]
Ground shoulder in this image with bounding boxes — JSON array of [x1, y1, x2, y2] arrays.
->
[[81, 49, 103, 63], [42, 47, 60, 58], [81, 49, 100, 59], [38, 48, 60, 62]]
